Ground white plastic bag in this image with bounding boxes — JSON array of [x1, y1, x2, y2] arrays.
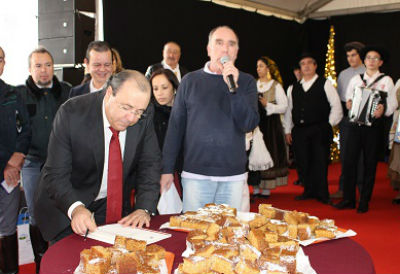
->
[[157, 183, 183, 214], [17, 207, 34, 265], [248, 127, 274, 171]]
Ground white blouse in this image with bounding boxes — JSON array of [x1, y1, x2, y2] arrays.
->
[[257, 79, 288, 115]]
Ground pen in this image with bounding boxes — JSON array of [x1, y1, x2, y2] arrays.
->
[[83, 212, 95, 241]]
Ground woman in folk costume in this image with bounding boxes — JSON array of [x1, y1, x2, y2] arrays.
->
[[388, 79, 400, 204], [252, 56, 289, 197]]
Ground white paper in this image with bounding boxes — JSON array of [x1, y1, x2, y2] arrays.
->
[[296, 247, 317, 274], [157, 183, 183, 215], [87, 224, 171, 245], [159, 222, 194, 231], [299, 229, 357, 246], [1, 180, 17, 194]]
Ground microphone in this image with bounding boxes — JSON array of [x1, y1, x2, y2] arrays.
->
[[220, 56, 237, 92]]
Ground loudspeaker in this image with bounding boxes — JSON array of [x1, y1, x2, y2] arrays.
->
[[38, 0, 95, 66], [54, 67, 85, 86]]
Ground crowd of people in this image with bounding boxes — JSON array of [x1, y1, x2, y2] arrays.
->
[[1, 25, 400, 273]]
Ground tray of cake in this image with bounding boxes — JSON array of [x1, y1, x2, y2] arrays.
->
[[165, 204, 316, 274], [160, 203, 356, 246], [74, 235, 174, 274]]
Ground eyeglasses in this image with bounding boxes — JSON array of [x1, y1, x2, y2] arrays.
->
[[365, 56, 380, 61], [117, 103, 147, 119]]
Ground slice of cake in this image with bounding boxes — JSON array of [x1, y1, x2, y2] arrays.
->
[[126, 238, 147, 252], [235, 259, 260, 274], [180, 256, 211, 274], [314, 225, 336, 239], [239, 243, 261, 263], [115, 253, 138, 274], [210, 255, 235, 274], [297, 223, 312, 240], [258, 204, 275, 218]]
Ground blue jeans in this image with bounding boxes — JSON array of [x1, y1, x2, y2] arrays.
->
[[21, 159, 43, 225], [181, 178, 244, 212]]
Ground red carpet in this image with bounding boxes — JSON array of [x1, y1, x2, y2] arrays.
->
[[250, 162, 400, 274], [20, 162, 399, 274]]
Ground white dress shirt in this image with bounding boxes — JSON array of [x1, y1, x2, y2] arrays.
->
[[162, 60, 182, 82], [89, 79, 107, 93], [67, 98, 127, 219], [345, 71, 397, 117], [283, 74, 343, 134], [257, 79, 288, 115]]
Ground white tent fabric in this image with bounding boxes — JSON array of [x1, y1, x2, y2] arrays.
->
[[200, 0, 400, 22]]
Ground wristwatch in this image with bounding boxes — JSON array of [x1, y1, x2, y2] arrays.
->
[[143, 209, 155, 216]]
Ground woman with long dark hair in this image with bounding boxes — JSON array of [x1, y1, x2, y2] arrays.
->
[[150, 68, 183, 195], [251, 56, 289, 197]]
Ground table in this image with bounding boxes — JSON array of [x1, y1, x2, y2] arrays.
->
[[40, 214, 375, 274]]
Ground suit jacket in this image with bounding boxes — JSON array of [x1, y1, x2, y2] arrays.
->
[[145, 62, 189, 80], [34, 91, 161, 241], [69, 82, 90, 98]]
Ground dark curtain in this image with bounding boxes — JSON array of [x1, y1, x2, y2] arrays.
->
[[103, 0, 400, 87]]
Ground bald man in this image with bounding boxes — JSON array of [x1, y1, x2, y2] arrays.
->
[[145, 41, 189, 82], [34, 70, 161, 243]]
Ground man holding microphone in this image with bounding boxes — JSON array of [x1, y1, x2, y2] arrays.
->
[[160, 26, 259, 212]]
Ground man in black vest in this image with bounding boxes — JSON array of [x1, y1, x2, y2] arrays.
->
[[284, 53, 342, 204]]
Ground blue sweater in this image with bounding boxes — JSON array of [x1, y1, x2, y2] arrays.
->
[[162, 69, 259, 176]]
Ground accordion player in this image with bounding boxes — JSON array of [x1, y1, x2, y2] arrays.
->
[[348, 86, 387, 126]]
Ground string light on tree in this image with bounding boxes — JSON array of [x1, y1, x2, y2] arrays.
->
[[324, 25, 340, 162]]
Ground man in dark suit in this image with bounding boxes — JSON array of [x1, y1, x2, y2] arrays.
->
[[145, 41, 188, 82], [35, 70, 161, 242], [69, 41, 113, 98]]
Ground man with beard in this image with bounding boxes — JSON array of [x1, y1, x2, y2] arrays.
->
[[17, 47, 71, 273]]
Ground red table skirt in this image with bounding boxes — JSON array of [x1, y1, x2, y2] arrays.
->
[[40, 214, 375, 274]]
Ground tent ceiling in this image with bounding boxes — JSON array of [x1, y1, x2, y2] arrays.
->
[[201, 0, 400, 22]]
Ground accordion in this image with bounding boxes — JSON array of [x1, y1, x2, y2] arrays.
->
[[348, 86, 387, 126]]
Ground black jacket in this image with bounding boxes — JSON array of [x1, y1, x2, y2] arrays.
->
[[0, 79, 31, 180], [16, 76, 71, 162], [68, 82, 90, 98], [153, 100, 183, 173], [34, 91, 161, 241]]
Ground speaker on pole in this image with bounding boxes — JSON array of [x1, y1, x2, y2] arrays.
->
[[38, 0, 95, 66]]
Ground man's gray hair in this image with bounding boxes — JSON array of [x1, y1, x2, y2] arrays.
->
[[108, 70, 150, 96], [207, 25, 239, 47], [28, 47, 54, 67]]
